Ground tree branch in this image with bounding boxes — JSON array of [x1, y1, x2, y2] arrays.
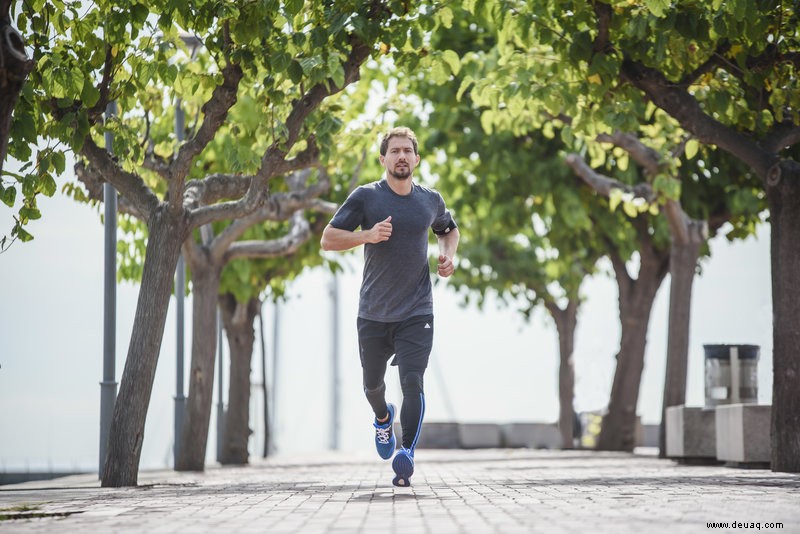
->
[[620, 58, 776, 180], [81, 137, 160, 220], [591, 0, 613, 54], [87, 45, 115, 121], [762, 122, 800, 153], [253, 36, 371, 183], [73, 160, 147, 220], [596, 132, 661, 176], [185, 139, 320, 226], [210, 168, 328, 254], [679, 42, 732, 86], [564, 153, 657, 202], [224, 210, 311, 262], [168, 61, 244, 210]]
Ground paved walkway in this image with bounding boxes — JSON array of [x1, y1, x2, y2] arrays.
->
[[1, 449, 798, 533]]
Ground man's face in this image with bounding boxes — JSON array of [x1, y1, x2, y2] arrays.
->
[[380, 136, 419, 180]]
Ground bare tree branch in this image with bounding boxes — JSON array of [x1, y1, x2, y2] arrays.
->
[[190, 36, 369, 229], [81, 136, 160, 220], [186, 139, 320, 226], [591, 0, 613, 54], [762, 123, 800, 153], [87, 44, 115, 121], [168, 61, 244, 210], [620, 58, 776, 181], [564, 153, 657, 202], [211, 168, 328, 254], [74, 161, 147, 220], [225, 210, 311, 262], [142, 151, 170, 179], [596, 132, 661, 176], [678, 42, 732, 86]]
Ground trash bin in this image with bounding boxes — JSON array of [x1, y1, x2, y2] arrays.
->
[[704, 344, 759, 407]]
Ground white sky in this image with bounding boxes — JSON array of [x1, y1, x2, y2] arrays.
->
[[0, 165, 772, 473]]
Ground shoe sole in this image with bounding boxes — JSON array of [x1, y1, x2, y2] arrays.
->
[[392, 452, 414, 487]]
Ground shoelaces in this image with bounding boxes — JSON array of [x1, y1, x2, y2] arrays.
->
[[375, 426, 391, 444]]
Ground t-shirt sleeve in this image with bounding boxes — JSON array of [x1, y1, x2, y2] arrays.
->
[[431, 192, 457, 235], [329, 188, 366, 231]]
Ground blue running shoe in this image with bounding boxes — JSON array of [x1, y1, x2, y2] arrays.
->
[[373, 403, 396, 460], [392, 447, 414, 487]]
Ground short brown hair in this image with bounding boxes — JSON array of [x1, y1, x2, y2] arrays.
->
[[379, 126, 419, 156]]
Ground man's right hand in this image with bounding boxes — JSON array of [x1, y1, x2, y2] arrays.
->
[[367, 216, 392, 243]]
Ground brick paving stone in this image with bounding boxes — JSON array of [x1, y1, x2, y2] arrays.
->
[[0, 449, 799, 533]]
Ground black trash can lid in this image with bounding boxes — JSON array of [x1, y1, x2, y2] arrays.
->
[[703, 344, 760, 359]]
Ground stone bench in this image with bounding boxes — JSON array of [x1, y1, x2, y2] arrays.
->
[[715, 404, 771, 467], [665, 405, 718, 463]]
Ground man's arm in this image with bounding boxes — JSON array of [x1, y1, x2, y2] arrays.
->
[[320, 216, 393, 251], [436, 227, 460, 277]]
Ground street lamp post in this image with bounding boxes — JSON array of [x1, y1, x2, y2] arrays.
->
[[99, 101, 118, 478], [172, 33, 201, 467]]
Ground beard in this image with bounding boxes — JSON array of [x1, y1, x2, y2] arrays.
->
[[388, 164, 412, 179]]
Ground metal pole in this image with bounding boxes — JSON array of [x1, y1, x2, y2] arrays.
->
[[172, 33, 201, 467], [330, 273, 340, 450], [271, 300, 280, 453], [173, 98, 187, 467], [259, 304, 270, 458], [216, 307, 225, 462], [99, 101, 118, 478]]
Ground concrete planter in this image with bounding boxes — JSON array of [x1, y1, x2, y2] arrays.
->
[[665, 405, 718, 461], [715, 404, 771, 467]]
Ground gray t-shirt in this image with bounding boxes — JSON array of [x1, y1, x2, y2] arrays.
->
[[330, 178, 457, 322]]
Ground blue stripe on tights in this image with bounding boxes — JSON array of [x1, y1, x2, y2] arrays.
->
[[410, 393, 425, 451]]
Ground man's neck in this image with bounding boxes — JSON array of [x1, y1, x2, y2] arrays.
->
[[385, 173, 413, 196]]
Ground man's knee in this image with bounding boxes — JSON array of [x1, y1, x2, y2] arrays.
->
[[400, 371, 424, 397]]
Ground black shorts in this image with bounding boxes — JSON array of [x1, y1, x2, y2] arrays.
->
[[357, 314, 434, 372]]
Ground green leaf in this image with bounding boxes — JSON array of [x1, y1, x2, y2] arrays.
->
[[684, 139, 699, 160], [438, 6, 454, 28], [41, 174, 58, 196], [14, 225, 34, 242], [644, 0, 670, 17], [457, 75, 474, 101], [288, 60, 303, 83], [609, 189, 624, 212], [441, 49, 460, 76], [0, 185, 16, 207], [430, 61, 449, 84], [81, 82, 101, 107]]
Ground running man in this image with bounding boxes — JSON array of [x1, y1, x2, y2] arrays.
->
[[320, 126, 459, 487]]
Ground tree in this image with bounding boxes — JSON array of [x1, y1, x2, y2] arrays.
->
[[565, 124, 760, 451], [447, 1, 795, 467], [0, 0, 32, 173], [390, 56, 605, 447], [1, 1, 40, 248], [12, 0, 423, 486], [508, 0, 799, 472]]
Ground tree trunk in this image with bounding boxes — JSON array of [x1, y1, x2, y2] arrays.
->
[[219, 294, 260, 465], [547, 298, 580, 449], [0, 3, 34, 175], [597, 243, 669, 451], [101, 206, 187, 486], [658, 224, 703, 457], [175, 250, 221, 471], [768, 164, 800, 473]]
